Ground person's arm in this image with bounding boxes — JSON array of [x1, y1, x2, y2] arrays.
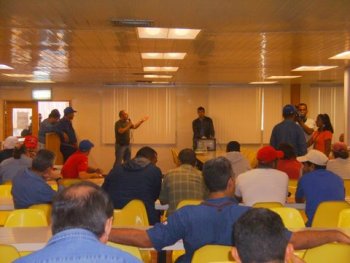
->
[[209, 118, 215, 138], [295, 180, 305, 203], [324, 139, 332, 157], [132, 116, 149, 130], [118, 122, 133, 134], [290, 230, 350, 250], [297, 119, 314, 135], [78, 170, 103, 179], [109, 228, 153, 248]]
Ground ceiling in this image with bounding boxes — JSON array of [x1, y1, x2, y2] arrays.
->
[[0, 0, 350, 87]]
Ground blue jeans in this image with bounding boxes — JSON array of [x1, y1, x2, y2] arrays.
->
[[114, 144, 131, 166]]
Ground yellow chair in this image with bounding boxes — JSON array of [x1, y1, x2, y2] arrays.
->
[[311, 201, 350, 227], [303, 243, 350, 263], [288, 179, 298, 199], [61, 178, 82, 187], [338, 208, 350, 227], [0, 244, 20, 263], [253, 202, 283, 208], [0, 184, 12, 198], [30, 204, 52, 224], [344, 179, 350, 197], [269, 207, 305, 228], [4, 208, 48, 227], [176, 199, 202, 210], [240, 147, 257, 168], [171, 148, 180, 166], [107, 242, 142, 260], [113, 199, 149, 226], [192, 245, 235, 263]]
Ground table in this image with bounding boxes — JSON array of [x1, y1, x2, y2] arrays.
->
[[195, 150, 225, 164]]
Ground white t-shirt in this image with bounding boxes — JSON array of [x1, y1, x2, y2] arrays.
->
[[303, 118, 316, 142], [326, 158, 350, 179], [235, 168, 289, 206]]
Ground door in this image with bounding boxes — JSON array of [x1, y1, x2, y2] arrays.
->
[[4, 101, 38, 138]]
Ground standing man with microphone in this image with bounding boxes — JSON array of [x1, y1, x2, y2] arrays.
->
[[114, 110, 148, 166]]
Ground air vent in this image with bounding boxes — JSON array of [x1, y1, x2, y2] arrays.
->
[[136, 80, 152, 83], [111, 19, 154, 27]]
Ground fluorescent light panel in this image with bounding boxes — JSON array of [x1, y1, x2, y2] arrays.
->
[[138, 27, 200, 39], [329, 51, 350, 60], [249, 81, 278, 84], [292, 66, 338, 71], [3, 73, 33, 78], [141, 53, 186, 60], [0, 64, 14, 70], [152, 81, 170, 84], [143, 66, 178, 72], [144, 74, 172, 79], [267, 75, 301, 79], [26, 79, 55, 83]]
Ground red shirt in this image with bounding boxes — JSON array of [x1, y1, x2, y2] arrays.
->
[[61, 151, 88, 178], [277, 159, 302, 180]]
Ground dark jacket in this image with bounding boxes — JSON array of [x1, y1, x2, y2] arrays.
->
[[192, 116, 215, 139], [102, 157, 162, 225]]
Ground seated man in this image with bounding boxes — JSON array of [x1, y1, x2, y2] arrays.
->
[[235, 146, 289, 206], [159, 148, 207, 216], [61, 140, 103, 179], [232, 208, 299, 263], [102, 146, 162, 225], [225, 141, 251, 178], [108, 157, 350, 263], [15, 181, 140, 263], [296, 149, 345, 226], [11, 149, 63, 209], [326, 142, 350, 179], [0, 136, 18, 163]]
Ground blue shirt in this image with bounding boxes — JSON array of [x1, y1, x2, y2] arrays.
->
[[15, 228, 140, 263], [11, 169, 57, 209], [38, 118, 60, 144], [270, 119, 307, 156], [296, 169, 345, 226], [148, 197, 251, 263]]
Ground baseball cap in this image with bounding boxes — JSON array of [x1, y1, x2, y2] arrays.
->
[[79, 140, 94, 152], [332, 142, 348, 152], [3, 136, 19, 149], [257, 146, 284, 163], [64, 106, 77, 115], [283, 104, 297, 116], [24, 135, 38, 149], [297, 149, 328, 166]]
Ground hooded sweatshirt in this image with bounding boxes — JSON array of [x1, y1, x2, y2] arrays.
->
[[225, 151, 251, 178], [102, 157, 162, 225]]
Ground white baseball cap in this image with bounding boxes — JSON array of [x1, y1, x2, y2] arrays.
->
[[3, 136, 19, 149], [297, 149, 328, 166]]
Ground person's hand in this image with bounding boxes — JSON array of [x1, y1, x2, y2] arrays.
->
[[141, 116, 149, 122], [95, 168, 103, 174]]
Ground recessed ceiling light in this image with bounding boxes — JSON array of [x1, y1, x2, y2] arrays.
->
[[26, 79, 55, 83], [3, 73, 33, 78], [144, 74, 173, 79], [329, 51, 350, 60], [267, 76, 301, 79], [152, 81, 170, 84], [143, 66, 178, 72], [249, 81, 278, 84], [0, 64, 14, 70], [292, 66, 338, 71], [141, 53, 187, 60], [137, 27, 201, 39]]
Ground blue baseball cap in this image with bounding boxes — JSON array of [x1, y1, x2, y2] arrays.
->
[[79, 140, 94, 152], [283, 104, 296, 116], [64, 106, 77, 115]]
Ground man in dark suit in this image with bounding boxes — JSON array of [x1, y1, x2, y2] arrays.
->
[[192, 106, 215, 149]]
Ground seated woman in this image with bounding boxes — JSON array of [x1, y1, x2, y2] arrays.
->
[[327, 142, 350, 179], [0, 144, 32, 184], [277, 143, 302, 180], [307, 114, 333, 157]]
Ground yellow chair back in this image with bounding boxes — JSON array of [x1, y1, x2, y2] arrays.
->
[[288, 179, 298, 199], [171, 148, 180, 166], [269, 207, 305, 228], [344, 179, 350, 197], [303, 243, 350, 263], [192, 245, 235, 263], [0, 244, 20, 263], [311, 201, 350, 227], [29, 204, 52, 224], [113, 199, 149, 226], [61, 179, 82, 187], [107, 242, 142, 260], [338, 208, 350, 227], [253, 202, 283, 208], [240, 147, 257, 168], [4, 208, 48, 227], [176, 199, 202, 210], [0, 185, 12, 198]]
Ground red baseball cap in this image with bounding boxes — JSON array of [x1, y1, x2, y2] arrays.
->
[[24, 135, 38, 149], [257, 146, 284, 163]]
